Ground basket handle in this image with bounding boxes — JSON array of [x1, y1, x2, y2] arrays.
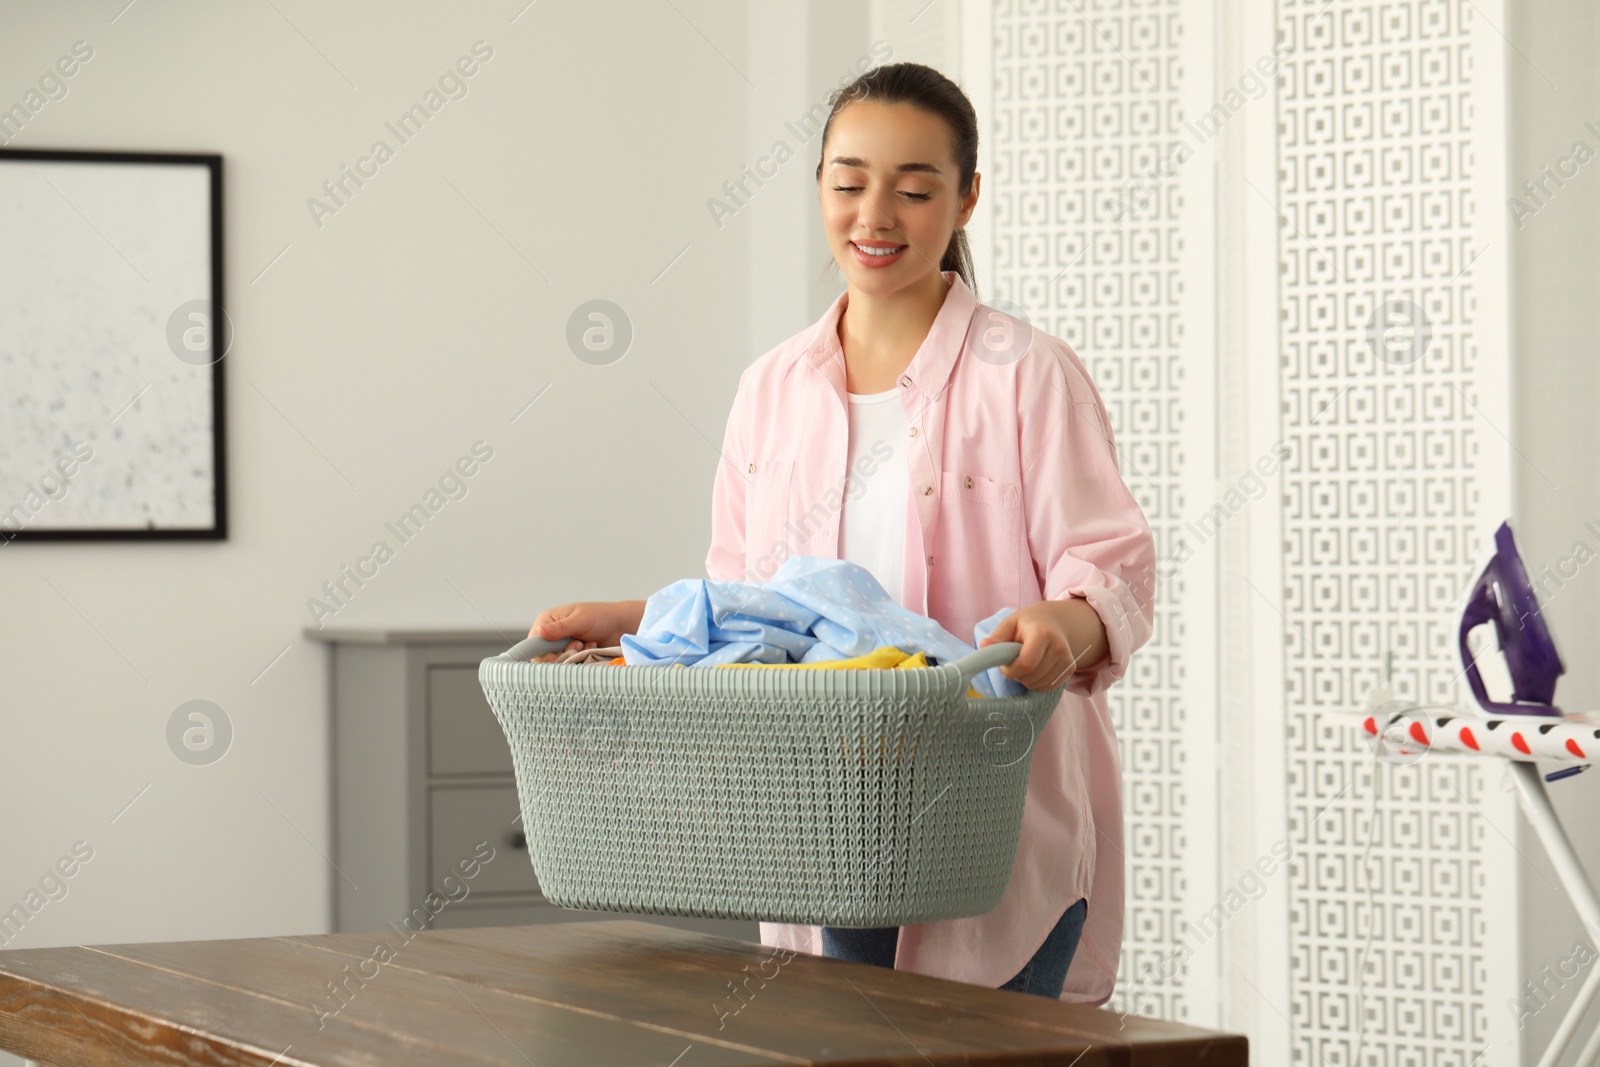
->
[[947, 641, 1023, 694], [493, 635, 568, 662]]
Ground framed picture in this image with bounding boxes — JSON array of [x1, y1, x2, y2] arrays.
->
[[0, 148, 226, 541]]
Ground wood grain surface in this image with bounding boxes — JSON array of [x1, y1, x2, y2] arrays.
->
[[0, 919, 1247, 1065]]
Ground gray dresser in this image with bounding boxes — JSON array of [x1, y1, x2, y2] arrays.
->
[[307, 626, 759, 942]]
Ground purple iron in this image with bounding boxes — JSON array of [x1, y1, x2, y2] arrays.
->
[[1458, 520, 1565, 718]]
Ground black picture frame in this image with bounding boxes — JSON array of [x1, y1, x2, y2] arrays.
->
[[0, 147, 226, 542]]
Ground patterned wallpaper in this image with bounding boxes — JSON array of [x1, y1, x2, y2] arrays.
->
[[982, 0, 1505, 1060], [989, 0, 1196, 1024], [1275, 1, 1493, 1061]]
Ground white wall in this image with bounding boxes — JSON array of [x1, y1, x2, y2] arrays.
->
[[0, 3, 765, 1060], [1508, 2, 1600, 1061], [741, 0, 871, 356]]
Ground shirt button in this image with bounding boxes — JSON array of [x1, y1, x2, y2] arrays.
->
[[964, 476, 973, 488], [923, 485, 933, 495], [908, 426, 918, 437], [927, 554, 934, 566], [900, 375, 912, 388], [748, 462, 756, 473]]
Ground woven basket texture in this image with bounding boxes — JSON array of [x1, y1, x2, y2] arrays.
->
[[479, 654, 1061, 927]]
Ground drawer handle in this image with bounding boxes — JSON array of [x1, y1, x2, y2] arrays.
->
[[508, 829, 527, 851]]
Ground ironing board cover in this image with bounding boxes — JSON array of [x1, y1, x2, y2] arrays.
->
[[1361, 704, 1599, 763]]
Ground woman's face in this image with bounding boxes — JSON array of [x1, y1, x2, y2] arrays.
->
[[818, 100, 979, 300]]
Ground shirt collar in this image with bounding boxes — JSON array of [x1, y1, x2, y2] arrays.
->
[[804, 272, 980, 404]]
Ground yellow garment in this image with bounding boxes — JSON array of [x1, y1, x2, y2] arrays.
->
[[717, 645, 922, 670], [717, 645, 983, 698]]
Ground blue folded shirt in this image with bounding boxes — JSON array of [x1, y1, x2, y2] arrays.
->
[[619, 555, 1025, 697]]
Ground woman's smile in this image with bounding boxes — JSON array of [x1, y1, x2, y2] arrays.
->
[[851, 240, 909, 268]]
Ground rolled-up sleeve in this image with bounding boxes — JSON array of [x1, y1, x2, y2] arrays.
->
[[1018, 338, 1157, 698], [705, 369, 753, 583]]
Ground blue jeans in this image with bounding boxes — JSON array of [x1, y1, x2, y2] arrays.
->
[[820, 897, 1089, 998]]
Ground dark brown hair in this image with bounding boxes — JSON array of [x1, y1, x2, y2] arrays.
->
[[815, 62, 979, 297]]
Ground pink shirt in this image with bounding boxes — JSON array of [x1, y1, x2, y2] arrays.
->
[[705, 272, 1156, 1005]]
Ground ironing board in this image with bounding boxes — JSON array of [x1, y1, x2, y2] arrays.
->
[[1359, 522, 1600, 1066]]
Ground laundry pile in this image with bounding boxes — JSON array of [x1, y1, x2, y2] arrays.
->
[[719, 645, 987, 699], [534, 555, 1024, 698]]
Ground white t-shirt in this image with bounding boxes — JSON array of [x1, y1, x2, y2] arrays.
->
[[839, 386, 911, 604]]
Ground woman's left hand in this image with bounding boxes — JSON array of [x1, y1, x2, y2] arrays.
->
[[977, 597, 1109, 690]]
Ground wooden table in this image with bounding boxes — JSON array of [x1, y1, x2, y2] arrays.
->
[[0, 920, 1246, 1065]]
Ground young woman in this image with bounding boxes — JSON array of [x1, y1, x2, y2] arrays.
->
[[533, 62, 1155, 1004]]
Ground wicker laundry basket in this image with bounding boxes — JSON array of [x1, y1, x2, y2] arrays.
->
[[478, 635, 1064, 927]]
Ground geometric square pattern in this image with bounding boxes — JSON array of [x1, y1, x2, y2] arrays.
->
[[991, 0, 1192, 1023], [1277, 2, 1491, 1062], [991, 0, 1498, 1056]]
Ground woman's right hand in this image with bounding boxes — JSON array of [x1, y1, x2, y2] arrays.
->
[[529, 600, 646, 654]]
